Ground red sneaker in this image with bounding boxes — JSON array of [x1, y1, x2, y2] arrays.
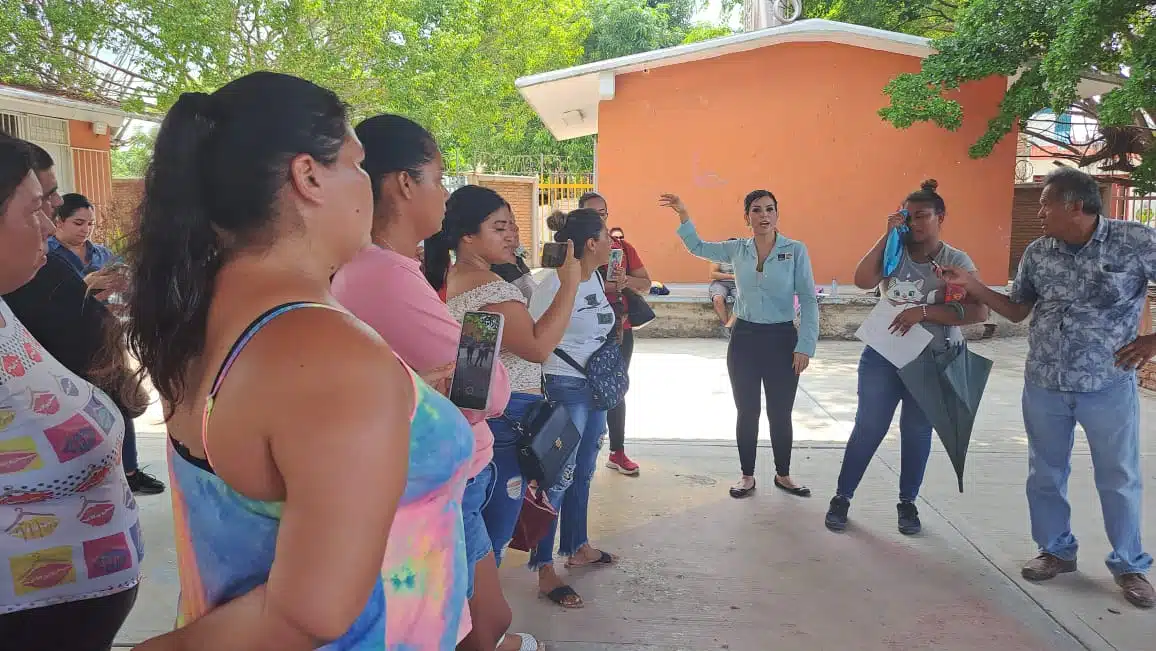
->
[[606, 450, 640, 475]]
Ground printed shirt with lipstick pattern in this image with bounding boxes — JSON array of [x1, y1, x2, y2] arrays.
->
[[0, 298, 140, 614]]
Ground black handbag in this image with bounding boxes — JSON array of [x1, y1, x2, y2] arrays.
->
[[622, 288, 656, 329], [512, 400, 581, 489]]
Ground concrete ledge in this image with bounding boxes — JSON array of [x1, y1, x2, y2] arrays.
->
[[636, 290, 1028, 340]]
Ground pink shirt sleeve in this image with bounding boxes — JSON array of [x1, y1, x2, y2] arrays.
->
[[332, 248, 509, 472]]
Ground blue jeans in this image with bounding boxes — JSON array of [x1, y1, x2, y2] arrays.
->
[[835, 346, 934, 503], [485, 392, 542, 566], [462, 462, 496, 598], [1023, 376, 1152, 576], [528, 375, 606, 571]]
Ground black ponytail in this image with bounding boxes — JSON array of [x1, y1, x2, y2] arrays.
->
[[423, 230, 452, 291], [423, 184, 510, 291], [127, 72, 348, 407]]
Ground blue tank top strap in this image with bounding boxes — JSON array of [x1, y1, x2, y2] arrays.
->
[[206, 301, 341, 400], [200, 301, 342, 467]]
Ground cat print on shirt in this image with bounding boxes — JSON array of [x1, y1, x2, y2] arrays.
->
[[885, 278, 925, 306], [883, 275, 967, 347]]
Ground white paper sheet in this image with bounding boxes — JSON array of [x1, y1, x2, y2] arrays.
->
[[854, 301, 933, 368]]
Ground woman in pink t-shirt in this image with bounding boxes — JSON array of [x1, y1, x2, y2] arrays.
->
[[331, 115, 528, 651]]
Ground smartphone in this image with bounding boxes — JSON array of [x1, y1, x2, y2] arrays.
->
[[608, 248, 625, 277], [540, 242, 567, 268], [449, 311, 505, 411]]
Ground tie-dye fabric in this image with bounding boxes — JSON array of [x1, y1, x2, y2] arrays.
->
[[0, 298, 140, 614], [168, 302, 474, 649]]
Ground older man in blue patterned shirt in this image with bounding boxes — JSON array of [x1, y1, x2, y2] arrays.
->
[[945, 167, 1156, 609]]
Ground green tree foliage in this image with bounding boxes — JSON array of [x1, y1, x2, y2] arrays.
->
[[582, 0, 732, 62], [0, 0, 740, 173], [803, 0, 961, 37], [1, 0, 600, 170], [109, 128, 154, 178], [879, 0, 1156, 191]]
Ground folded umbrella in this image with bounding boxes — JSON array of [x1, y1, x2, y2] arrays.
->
[[896, 343, 993, 492]]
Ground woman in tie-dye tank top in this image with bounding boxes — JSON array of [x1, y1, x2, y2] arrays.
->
[[128, 72, 471, 650]]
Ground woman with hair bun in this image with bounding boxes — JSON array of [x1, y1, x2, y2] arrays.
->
[[660, 190, 819, 501], [824, 179, 988, 536], [526, 207, 619, 610]]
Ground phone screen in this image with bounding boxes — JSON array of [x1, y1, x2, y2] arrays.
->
[[608, 248, 625, 275], [449, 311, 504, 411], [541, 242, 567, 268]]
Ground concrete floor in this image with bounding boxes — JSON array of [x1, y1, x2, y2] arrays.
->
[[116, 339, 1155, 650]]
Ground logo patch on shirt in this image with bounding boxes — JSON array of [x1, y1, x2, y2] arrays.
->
[[777, 252, 793, 261]]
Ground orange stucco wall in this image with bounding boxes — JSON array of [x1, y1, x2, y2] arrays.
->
[[596, 41, 1015, 285], [67, 119, 110, 151], [67, 119, 113, 234]]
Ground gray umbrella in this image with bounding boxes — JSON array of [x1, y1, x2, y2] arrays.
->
[[896, 343, 993, 492]]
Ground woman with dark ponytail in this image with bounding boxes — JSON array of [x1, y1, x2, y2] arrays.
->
[[130, 73, 475, 651], [431, 184, 579, 649], [331, 115, 514, 650]]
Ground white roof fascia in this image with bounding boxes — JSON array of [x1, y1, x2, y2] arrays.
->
[[0, 85, 158, 128], [516, 19, 932, 140]]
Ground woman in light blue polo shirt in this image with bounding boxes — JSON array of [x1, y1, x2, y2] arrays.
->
[[661, 191, 819, 499]]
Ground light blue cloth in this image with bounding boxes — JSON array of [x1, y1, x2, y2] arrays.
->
[[676, 220, 819, 356], [47, 236, 119, 277], [883, 224, 909, 277]]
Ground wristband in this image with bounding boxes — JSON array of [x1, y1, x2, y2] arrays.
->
[[921, 305, 928, 321], [946, 301, 966, 319]]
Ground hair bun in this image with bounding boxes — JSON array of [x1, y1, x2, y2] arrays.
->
[[546, 210, 568, 232], [920, 178, 939, 193]]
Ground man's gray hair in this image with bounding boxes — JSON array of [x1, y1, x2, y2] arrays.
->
[[1044, 166, 1101, 216]]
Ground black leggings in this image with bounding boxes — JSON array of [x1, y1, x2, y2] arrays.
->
[[607, 327, 635, 452], [726, 320, 799, 477], [0, 585, 138, 651]]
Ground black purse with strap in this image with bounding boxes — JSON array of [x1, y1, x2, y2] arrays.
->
[[507, 400, 581, 490]]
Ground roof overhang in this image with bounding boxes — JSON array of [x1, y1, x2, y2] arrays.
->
[[517, 18, 1122, 142], [0, 85, 158, 128], [516, 19, 933, 141], [1007, 67, 1122, 99]]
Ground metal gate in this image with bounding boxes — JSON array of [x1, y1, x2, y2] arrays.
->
[[537, 172, 594, 236]]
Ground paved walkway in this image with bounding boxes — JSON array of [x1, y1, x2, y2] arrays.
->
[[116, 339, 1154, 650]]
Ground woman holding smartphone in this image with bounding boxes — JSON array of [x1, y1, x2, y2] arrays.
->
[[578, 192, 651, 475], [525, 208, 618, 609], [428, 184, 582, 649], [330, 116, 517, 651], [660, 191, 818, 499]]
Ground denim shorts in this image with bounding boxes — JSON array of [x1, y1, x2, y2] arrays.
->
[[462, 461, 496, 598]]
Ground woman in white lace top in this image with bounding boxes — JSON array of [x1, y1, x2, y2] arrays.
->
[[427, 185, 580, 651]]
